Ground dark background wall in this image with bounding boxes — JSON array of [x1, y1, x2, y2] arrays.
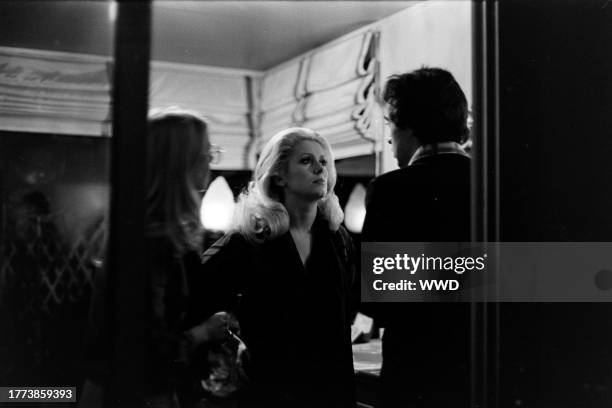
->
[[498, 0, 612, 405], [0, 132, 110, 386], [499, 0, 612, 242]]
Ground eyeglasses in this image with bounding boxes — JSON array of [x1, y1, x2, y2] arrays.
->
[[206, 145, 224, 165]]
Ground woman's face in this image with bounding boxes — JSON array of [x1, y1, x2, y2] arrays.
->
[[193, 134, 211, 192], [279, 139, 330, 202]]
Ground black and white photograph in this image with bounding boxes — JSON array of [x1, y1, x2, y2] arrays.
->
[[0, 1, 611, 407]]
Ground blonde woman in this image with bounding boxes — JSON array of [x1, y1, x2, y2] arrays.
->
[[82, 108, 229, 408], [144, 108, 235, 407], [201, 128, 358, 407]]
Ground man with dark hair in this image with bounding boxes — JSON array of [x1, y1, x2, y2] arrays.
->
[[362, 67, 471, 407]]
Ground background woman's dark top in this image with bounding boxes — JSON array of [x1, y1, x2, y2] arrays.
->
[[147, 235, 205, 393], [85, 234, 207, 402], [198, 214, 358, 408]]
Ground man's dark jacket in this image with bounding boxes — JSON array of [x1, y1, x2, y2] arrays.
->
[[362, 152, 471, 408]]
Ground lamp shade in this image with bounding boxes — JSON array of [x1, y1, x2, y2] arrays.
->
[[200, 176, 235, 232], [344, 183, 366, 233]]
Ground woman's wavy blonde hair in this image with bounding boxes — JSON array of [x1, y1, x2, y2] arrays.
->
[[233, 127, 344, 243], [146, 107, 208, 253]]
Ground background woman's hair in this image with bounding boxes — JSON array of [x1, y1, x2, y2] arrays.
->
[[146, 107, 208, 253], [233, 127, 344, 243]]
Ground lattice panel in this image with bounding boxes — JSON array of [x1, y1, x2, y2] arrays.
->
[[0, 216, 108, 315]]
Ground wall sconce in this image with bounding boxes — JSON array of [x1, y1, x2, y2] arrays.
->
[[344, 183, 367, 234], [200, 176, 235, 232], [108, 0, 117, 23]]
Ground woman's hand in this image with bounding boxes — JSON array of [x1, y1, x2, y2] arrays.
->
[[187, 311, 233, 345]]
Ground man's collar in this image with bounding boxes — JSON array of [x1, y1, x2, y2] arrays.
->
[[408, 141, 470, 166]]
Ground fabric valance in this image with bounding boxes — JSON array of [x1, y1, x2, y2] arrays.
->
[[0, 47, 258, 170], [0, 47, 112, 136], [1, 29, 381, 168], [149, 64, 256, 170], [259, 31, 379, 159]]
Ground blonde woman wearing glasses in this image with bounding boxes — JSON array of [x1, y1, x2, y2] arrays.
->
[[144, 108, 232, 407], [201, 127, 358, 408], [82, 108, 229, 408]]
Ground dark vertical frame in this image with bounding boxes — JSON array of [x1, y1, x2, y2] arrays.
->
[[496, 2, 612, 405], [0, 135, 5, 243], [471, 0, 500, 407], [106, 1, 151, 406]]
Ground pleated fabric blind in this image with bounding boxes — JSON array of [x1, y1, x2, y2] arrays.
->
[[259, 30, 379, 159], [149, 63, 259, 170], [0, 47, 112, 136], [0, 31, 380, 168], [0, 47, 259, 170]]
